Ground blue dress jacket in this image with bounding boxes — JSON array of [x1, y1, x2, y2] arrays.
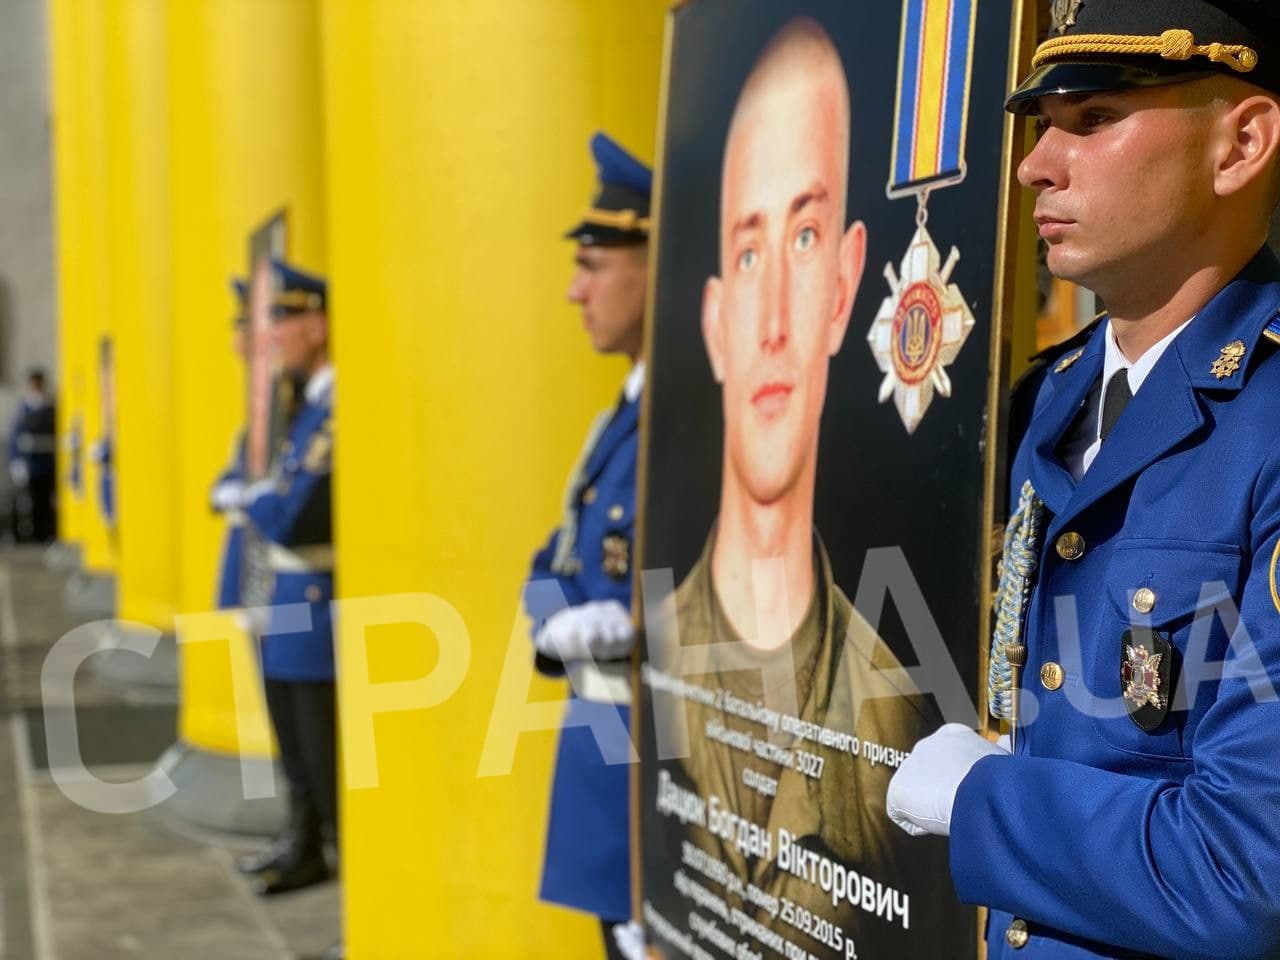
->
[[244, 373, 335, 682], [954, 248, 1280, 959], [212, 434, 247, 610], [524, 387, 639, 922]]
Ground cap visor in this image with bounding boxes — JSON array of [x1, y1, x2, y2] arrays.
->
[[1005, 60, 1215, 114], [564, 222, 646, 246]]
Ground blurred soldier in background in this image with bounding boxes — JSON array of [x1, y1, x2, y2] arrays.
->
[[522, 132, 650, 960], [233, 262, 338, 919], [90, 337, 115, 530], [210, 278, 249, 609], [8, 367, 57, 542]]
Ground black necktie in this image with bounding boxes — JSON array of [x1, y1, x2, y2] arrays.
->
[[1100, 368, 1132, 441]]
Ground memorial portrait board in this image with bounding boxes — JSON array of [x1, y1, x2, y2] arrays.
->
[[241, 211, 290, 610], [635, 2, 1025, 957]]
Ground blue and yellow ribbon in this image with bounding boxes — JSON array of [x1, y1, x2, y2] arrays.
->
[[889, 0, 978, 198]]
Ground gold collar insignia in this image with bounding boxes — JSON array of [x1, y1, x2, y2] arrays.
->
[[1054, 348, 1085, 373], [1210, 340, 1246, 380]]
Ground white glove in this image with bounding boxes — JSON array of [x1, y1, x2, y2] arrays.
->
[[886, 723, 1010, 837], [534, 600, 635, 662], [210, 479, 246, 513], [613, 920, 646, 960], [9, 460, 29, 487]]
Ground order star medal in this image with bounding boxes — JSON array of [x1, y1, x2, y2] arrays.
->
[[874, 0, 979, 434], [1122, 643, 1164, 710], [869, 223, 975, 433]]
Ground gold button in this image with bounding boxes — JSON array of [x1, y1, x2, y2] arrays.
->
[[1005, 918, 1029, 949], [1040, 662, 1064, 691], [608, 504, 625, 523], [1055, 532, 1085, 560], [582, 487, 597, 505], [1132, 587, 1156, 614], [305, 584, 322, 604]]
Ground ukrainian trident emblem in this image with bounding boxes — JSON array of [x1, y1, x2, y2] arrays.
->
[[871, 0, 978, 434]]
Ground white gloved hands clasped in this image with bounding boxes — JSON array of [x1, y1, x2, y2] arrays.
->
[[886, 723, 1010, 838], [210, 479, 247, 513], [534, 599, 635, 663]]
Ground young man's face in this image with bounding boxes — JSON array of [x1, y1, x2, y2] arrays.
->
[[1020, 84, 1220, 291], [703, 54, 864, 507], [566, 243, 648, 359], [271, 308, 327, 377]]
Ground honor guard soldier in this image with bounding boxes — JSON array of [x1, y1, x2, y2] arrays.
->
[[523, 132, 650, 960], [90, 338, 115, 529], [886, 2, 1280, 958], [8, 367, 57, 542], [210, 278, 249, 609], [235, 260, 338, 902]]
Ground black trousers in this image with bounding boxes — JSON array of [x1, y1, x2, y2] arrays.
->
[[29, 474, 55, 542], [11, 475, 55, 543], [263, 679, 338, 847]]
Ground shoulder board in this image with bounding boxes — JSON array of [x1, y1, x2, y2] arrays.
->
[[1263, 313, 1280, 347], [1026, 311, 1105, 365]]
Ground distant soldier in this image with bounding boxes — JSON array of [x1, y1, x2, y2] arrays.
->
[[522, 133, 650, 959], [234, 261, 337, 902], [8, 367, 56, 542]]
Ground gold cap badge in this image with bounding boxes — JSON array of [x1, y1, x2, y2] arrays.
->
[[1050, 0, 1083, 36]]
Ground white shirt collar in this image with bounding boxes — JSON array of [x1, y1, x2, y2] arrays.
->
[[624, 361, 646, 404], [1069, 316, 1194, 482], [305, 363, 335, 405], [1101, 316, 1193, 395]]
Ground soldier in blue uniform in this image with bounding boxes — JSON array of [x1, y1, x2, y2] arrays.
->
[[210, 278, 249, 610], [91, 337, 115, 529], [523, 132, 651, 960], [235, 260, 338, 903], [886, 2, 1280, 957], [8, 367, 57, 542]]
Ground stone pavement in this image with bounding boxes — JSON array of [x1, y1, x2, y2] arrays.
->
[[0, 546, 341, 960]]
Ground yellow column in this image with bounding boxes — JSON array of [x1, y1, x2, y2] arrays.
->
[[48, 0, 111, 567], [321, 3, 666, 955], [168, 0, 327, 759], [103, 0, 177, 631]]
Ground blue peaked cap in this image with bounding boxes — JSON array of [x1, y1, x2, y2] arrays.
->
[[591, 132, 652, 198], [271, 259, 327, 312], [565, 131, 652, 245]]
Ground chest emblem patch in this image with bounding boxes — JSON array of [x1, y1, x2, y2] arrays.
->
[[602, 533, 630, 580], [1121, 629, 1174, 732]]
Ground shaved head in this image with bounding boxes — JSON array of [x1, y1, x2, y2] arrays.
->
[[723, 18, 853, 246]]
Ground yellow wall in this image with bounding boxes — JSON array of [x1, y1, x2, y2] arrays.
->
[[321, 2, 667, 955], [48, 0, 111, 568], [168, 0, 327, 757], [105, 0, 177, 631]]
